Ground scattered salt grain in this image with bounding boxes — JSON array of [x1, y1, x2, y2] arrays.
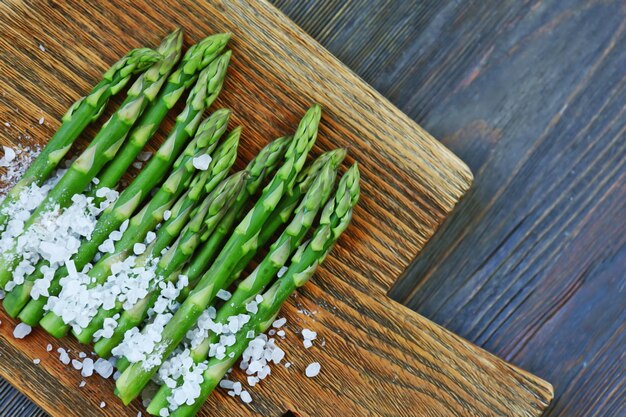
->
[[277, 266, 288, 278], [57, 348, 70, 365], [305, 362, 321, 378], [79, 351, 87, 359], [284, 362, 291, 368], [1, 146, 16, 164], [272, 318, 286, 328], [240, 390, 252, 404], [133, 242, 146, 255], [46, 344, 53, 351], [138, 152, 152, 162], [38, 117, 45, 125], [33, 358, 41, 365], [303, 339, 313, 349], [38, 44, 46, 52], [79, 380, 86, 388], [94, 357, 114, 378], [13, 323, 32, 339], [100, 401, 106, 408], [72, 359, 83, 370], [216, 289, 231, 301], [81, 358, 94, 377], [146, 231, 156, 243], [192, 154, 212, 171], [219, 379, 235, 389], [163, 210, 171, 221], [132, 162, 143, 169], [3, 122, 9, 127]]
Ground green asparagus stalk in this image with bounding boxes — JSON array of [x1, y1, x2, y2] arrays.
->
[[191, 156, 337, 363], [74, 132, 241, 343], [158, 163, 359, 417], [225, 148, 347, 284], [38, 119, 237, 338], [96, 137, 290, 360], [92, 33, 230, 198], [147, 154, 340, 411], [0, 30, 183, 290], [14, 93, 231, 327], [179, 135, 293, 289], [0, 47, 161, 228], [115, 105, 321, 404]]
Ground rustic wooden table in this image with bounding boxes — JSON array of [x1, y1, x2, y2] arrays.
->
[[1, 1, 624, 416]]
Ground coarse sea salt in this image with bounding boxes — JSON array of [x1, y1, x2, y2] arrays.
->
[[113, 273, 189, 369], [305, 362, 321, 378], [13, 322, 32, 339], [192, 154, 212, 171]]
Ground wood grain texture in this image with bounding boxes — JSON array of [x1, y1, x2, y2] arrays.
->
[[267, 1, 626, 417], [0, 0, 556, 416]]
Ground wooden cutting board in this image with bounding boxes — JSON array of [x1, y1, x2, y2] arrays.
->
[[0, 1, 553, 416]]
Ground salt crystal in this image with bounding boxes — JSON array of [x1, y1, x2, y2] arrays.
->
[[79, 380, 86, 388], [302, 329, 317, 340], [163, 210, 171, 221], [160, 408, 170, 417], [232, 382, 242, 395], [38, 44, 45, 52], [58, 348, 70, 365], [38, 117, 45, 125], [284, 362, 291, 368], [303, 339, 313, 349], [13, 323, 32, 339], [137, 412, 143, 417], [72, 359, 83, 370], [138, 152, 152, 162], [94, 357, 114, 378], [33, 358, 41, 365], [81, 358, 94, 377], [3, 122, 9, 127], [146, 231, 156, 243], [216, 289, 231, 301], [46, 344, 52, 352], [219, 379, 234, 389], [277, 266, 288, 278], [240, 390, 252, 404], [272, 318, 286, 328], [277, 330, 285, 338], [132, 162, 142, 169], [305, 362, 321, 377], [100, 401, 106, 408], [246, 330, 255, 339], [0, 146, 16, 167], [133, 242, 146, 255], [192, 154, 212, 171]]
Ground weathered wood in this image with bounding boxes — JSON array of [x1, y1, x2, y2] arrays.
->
[[0, 0, 554, 416]]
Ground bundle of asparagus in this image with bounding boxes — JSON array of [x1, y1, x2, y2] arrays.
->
[[0, 28, 360, 417]]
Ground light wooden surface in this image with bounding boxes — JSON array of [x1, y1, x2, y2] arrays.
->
[[0, 0, 552, 416]]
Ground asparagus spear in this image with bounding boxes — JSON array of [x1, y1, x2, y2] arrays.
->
[[0, 47, 161, 228], [92, 33, 230, 197], [38, 119, 238, 338], [14, 100, 231, 326], [179, 135, 293, 289], [73, 132, 241, 343], [0, 30, 183, 290], [155, 164, 360, 417], [146, 154, 341, 411], [115, 105, 321, 404], [97, 137, 291, 359]]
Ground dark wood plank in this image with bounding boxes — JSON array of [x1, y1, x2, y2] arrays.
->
[[271, 1, 626, 416]]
